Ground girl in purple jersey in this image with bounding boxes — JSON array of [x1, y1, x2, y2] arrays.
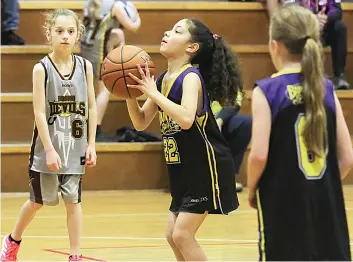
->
[[126, 18, 243, 261]]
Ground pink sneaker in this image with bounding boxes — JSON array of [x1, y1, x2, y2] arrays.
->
[[69, 255, 82, 261], [1, 235, 20, 261]]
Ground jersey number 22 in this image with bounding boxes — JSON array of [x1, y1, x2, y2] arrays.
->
[[163, 137, 180, 164]]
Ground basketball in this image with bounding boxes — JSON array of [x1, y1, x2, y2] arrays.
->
[[101, 45, 156, 99]]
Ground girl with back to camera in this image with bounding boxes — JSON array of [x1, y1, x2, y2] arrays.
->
[[1, 9, 97, 262], [126, 19, 242, 261], [248, 5, 352, 261]]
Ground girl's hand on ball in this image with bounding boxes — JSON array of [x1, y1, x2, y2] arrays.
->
[[127, 63, 157, 96]]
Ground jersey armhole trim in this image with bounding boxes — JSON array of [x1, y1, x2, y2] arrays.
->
[[83, 58, 87, 80], [39, 60, 48, 94], [77, 56, 88, 81], [156, 72, 167, 92], [156, 72, 167, 111]]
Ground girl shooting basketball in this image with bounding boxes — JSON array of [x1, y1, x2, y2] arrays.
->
[[126, 19, 241, 261], [1, 9, 97, 262], [248, 5, 352, 260]]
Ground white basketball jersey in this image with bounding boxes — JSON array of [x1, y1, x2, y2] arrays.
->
[[29, 55, 88, 174]]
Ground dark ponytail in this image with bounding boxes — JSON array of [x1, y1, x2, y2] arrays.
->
[[187, 19, 243, 107]]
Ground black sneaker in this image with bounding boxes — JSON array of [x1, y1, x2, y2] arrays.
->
[[335, 74, 350, 90], [236, 182, 243, 193], [1, 31, 25, 45]]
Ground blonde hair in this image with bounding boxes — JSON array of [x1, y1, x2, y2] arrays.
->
[[43, 9, 85, 44], [87, 0, 102, 20], [271, 5, 326, 157]]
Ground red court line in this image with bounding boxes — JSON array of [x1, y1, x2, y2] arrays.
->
[[42, 249, 106, 261], [52, 242, 256, 251]]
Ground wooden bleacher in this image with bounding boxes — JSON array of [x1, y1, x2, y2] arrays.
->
[[3, 44, 353, 92], [1, 1, 353, 192], [17, 2, 353, 46], [1, 143, 168, 192]]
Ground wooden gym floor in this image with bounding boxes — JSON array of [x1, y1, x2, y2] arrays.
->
[[1, 187, 353, 261]]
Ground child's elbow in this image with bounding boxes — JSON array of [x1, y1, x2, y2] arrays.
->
[[33, 110, 45, 119], [130, 27, 139, 33], [180, 118, 194, 130], [131, 22, 141, 32], [249, 150, 268, 164], [342, 151, 353, 170]]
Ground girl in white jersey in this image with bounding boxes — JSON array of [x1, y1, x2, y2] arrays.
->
[[1, 9, 97, 262], [80, 0, 141, 141]]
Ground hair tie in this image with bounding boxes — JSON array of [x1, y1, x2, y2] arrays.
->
[[304, 36, 310, 41]]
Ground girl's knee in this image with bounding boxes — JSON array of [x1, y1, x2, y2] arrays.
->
[[64, 202, 81, 209], [172, 229, 192, 248], [166, 230, 175, 246], [29, 201, 43, 210]]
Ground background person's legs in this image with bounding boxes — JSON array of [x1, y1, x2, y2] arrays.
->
[[96, 29, 125, 141], [323, 20, 349, 89], [222, 114, 252, 192], [1, 0, 24, 45]]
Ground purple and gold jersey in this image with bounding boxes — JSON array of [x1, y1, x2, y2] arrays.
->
[[156, 65, 239, 215], [255, 68, 350, 261]]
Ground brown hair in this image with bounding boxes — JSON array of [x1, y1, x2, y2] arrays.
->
[[271, 5, 326, 157], [43, 9, 85, 44]]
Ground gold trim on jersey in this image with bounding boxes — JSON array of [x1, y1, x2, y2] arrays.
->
[[271, 67, 301, 78], [256, 189, 266, 261], [99, 23, 108, 78], [161, 64, 192, 97], [48, 54, 76, 80], [195, 112, 223, 213]]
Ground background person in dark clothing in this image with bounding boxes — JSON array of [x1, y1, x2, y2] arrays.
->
[[212, 94, 252, 193], [266, 0, 350, 90], [1, 0, 24, 45]]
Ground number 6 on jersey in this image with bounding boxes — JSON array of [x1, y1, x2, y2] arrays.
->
[[71, 119, 84, 139], [295, 114, 327, 179]]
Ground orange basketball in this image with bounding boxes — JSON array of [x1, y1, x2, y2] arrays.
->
[[101, 45, 156, 99]]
